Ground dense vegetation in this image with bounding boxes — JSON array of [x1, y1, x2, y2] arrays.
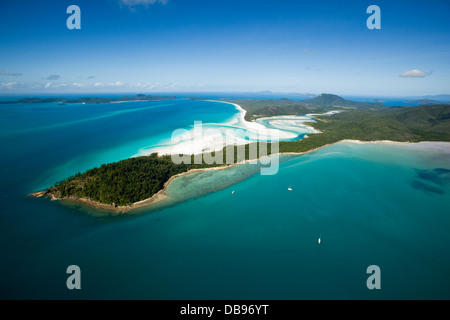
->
[[230, 94, 385, 121], [48, 154, 213, 206], [230, 98, 323, 121], [47, 143, 275, 206], [301, 93, 385, 109], [278, 105, 450, 152], [40, 95, 450, 207]]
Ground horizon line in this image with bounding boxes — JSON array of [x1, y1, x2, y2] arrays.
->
[[1, 91, 450, 99]]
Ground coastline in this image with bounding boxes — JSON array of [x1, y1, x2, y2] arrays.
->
[[138, 100, 324, 157], [29, 138, 450, 214], [30, 164, 227, 214], [205, 99, 275, 134], [27, 100, 450, 215]]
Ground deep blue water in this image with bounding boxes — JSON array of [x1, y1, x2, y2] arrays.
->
[[0, 99, 449, 299]]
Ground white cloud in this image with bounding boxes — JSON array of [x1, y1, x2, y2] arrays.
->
[[0, 80, 205, 92], [399, 69, 430, 78], [72, 83, 87, 88], [0, 82, 19, 89], [119, 0, 168, 7], [45, 74, 61, 80], [0, 71, 23, 77], [90, 81, 125, 88], [44, 82, 68, 89]]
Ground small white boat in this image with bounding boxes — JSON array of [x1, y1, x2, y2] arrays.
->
[[288, 185, 293, 191], [232, 191, 235, 195], [318, 237, 321, 244]]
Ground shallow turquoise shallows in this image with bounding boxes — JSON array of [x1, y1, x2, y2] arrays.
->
[[0, 99, 449, 299]]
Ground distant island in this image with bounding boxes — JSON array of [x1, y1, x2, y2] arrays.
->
[[406, 98, 450, 106], [0, 94, 177, 105], [28, 94, 450, 213]]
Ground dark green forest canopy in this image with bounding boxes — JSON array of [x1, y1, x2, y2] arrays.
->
[[279, 104, 450, 152], [48, 154, 214, 206], [46, 144, 273, 206], [230, 94, 386, 121], [44, 102, 450, 206]]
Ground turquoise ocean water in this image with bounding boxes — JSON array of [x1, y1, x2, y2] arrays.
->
[[0, 99, 449, 299]]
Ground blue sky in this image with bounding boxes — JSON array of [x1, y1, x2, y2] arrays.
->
[[0, 0, 449, 96]]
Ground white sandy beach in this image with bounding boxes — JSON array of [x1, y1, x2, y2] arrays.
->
[[340, 139, 450, 152], [136, 100, 325, 157]]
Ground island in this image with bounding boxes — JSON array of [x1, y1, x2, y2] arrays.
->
[[0, 94, 176, 105], [29, 94, 450, 213]]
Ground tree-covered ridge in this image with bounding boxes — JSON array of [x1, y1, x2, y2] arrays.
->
[[278, 105, 450, 153], [46, 144, 275, 206], [230, 94, 386, 121], [48, 154, 218, 206], [230, 98, 321, 121], [0, 94, 176, 104], [301, 93, 386, 109]]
